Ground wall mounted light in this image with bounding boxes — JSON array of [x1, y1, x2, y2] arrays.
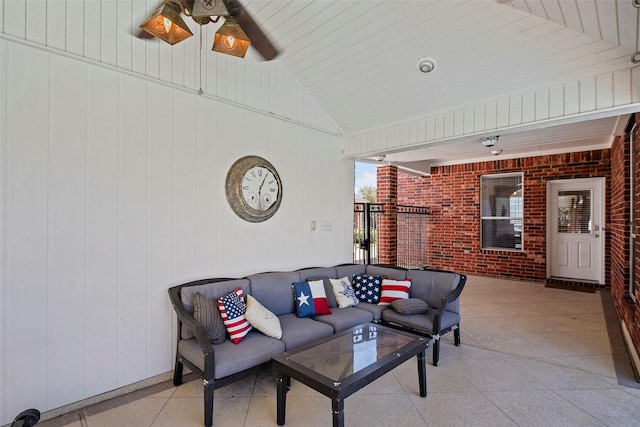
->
[[139, 1, 193, 45], [481, 136, 499, 147], [213, 18, 251, 58]]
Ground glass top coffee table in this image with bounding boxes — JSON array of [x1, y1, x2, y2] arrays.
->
[[271, 323, 428, 427]]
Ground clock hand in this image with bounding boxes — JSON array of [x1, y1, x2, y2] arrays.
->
[[258, 172, 269, 192], [257, 172, 270, 211]]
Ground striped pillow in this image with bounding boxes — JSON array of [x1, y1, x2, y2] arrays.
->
[[217, 288, 252, 344], [378, 278, 412, 305], [193, 292, 227, 344]]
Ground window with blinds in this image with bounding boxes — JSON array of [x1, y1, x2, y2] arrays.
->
[[480, 173, 523, 250]]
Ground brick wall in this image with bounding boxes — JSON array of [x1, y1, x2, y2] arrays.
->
[[610, 117, 640, 358], [377, 166, 397, 264], [376, 140, 640, 371], [380, 149, 611, 282]]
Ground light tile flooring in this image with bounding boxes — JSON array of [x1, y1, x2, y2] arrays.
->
[[37, 275, 640, 427]]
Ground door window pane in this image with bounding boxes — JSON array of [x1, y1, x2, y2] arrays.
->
[[557, 190, 591, 234]]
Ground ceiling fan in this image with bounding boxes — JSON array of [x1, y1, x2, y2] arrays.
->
[[140, 0, 279, 60]]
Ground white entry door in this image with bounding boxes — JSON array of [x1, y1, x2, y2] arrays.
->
[[547, 178, 605, 284]]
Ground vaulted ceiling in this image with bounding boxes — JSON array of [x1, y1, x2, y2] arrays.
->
[[243, 0, 639, 168], [2, 0, 639, 168]]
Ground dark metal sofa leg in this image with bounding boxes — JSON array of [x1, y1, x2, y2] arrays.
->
[[454, 327, 461, 346], [173, 357, 184, 386], [204, 379, 214, 427], [432, 338, 440, 366]]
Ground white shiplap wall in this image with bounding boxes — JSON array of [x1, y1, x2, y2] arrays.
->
[[0, 0, 342, 137], [0, 38, 352, 425]]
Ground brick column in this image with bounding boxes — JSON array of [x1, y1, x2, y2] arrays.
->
[[377, 165, 397, 265]]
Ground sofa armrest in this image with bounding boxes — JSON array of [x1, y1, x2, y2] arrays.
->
[[431, 273, 467, 333]]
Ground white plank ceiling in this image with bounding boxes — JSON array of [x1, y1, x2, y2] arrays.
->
[[245, 0, 639, 165], [2, 0, 639, 165]]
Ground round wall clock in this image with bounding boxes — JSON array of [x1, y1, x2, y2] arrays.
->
[[225, 155, 282, 222]]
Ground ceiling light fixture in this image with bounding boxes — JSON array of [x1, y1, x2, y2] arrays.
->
[[139, 1, 193, 45], [481, 136, 499, 147], [416, 57, 437, 74], [139, 0, 279, 60], [186, 0, 229, 18], [213, 18, 251, 58], [373, 155, 386, 162], [491, 149, 503, 156]]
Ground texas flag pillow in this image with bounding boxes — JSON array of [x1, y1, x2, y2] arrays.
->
[[292, 280, 332, 317]]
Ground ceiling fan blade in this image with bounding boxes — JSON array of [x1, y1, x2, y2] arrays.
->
[[222, 0, 279, 60]]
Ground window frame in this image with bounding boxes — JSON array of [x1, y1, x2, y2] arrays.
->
[[480, 172, 524, 251]]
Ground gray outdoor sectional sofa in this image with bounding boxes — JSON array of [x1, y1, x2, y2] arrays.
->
[[168, 263, 466, 427]]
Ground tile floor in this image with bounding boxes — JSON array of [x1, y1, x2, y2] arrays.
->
[[35, 275, 640, 427]]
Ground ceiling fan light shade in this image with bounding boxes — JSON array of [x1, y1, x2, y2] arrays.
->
[[213, 18, 251, 58], [139, 2, 193, 46], [183, 0, 229, 17]]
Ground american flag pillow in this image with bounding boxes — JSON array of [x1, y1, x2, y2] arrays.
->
[[378, 278, 412, 305], [217, 288, 252, 344], [352, 274, 382, 303]]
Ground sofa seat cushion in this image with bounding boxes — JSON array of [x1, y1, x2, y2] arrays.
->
[[278, 313, 334, 350], [353, 302, 387, 321], [382, 309, 461, 335], [312, 307, 373, 332], [178, 331, 285, 379]]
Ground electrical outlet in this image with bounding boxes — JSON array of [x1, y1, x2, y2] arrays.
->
[[320, 220, 332, 231]]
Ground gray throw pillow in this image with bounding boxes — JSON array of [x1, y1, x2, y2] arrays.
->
[[193, 292, 227, 344], [389, 298, 431, 314], [308, 277, 338, 308]]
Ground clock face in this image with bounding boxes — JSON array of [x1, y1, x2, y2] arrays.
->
[[241, 166, 280, 212], [226, 156, 282, 222]]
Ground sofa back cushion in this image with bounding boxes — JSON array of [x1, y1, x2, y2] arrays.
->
[[247, 271, 301, 316], [406, 269, 462, 312], [180, 278, 250, 339], [335, 264, 366, 279], [365, 265, 408, 280], [297, 267, 337, 281], [296, 267, 339, 308]]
